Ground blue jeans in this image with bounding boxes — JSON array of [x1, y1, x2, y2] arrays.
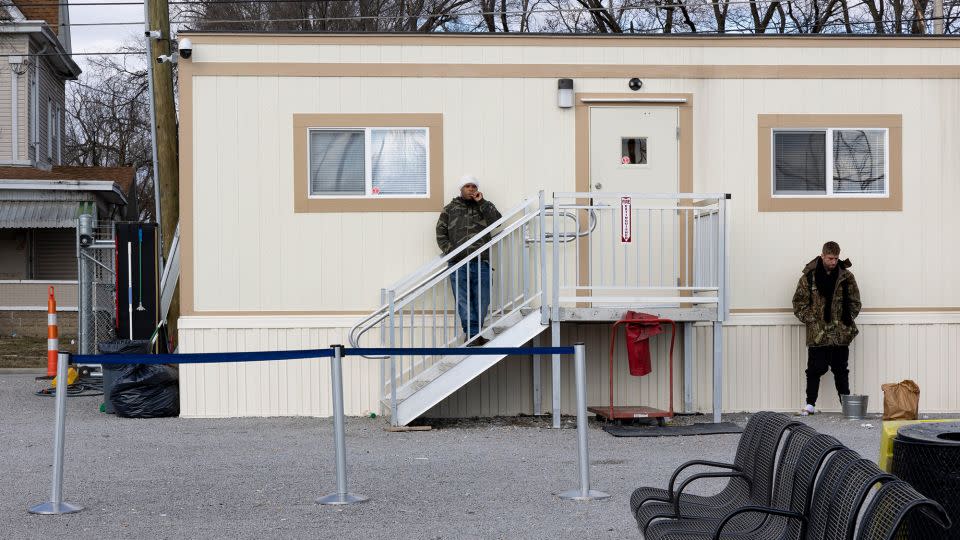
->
[[449, 260, 491, 338]]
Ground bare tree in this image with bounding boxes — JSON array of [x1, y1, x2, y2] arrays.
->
[[64, 54, 156, 221]]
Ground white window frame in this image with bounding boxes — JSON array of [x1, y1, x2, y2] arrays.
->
[[771, 127, 890, 199], [307, 126, 431, 200], [55, 104, 62, 165]]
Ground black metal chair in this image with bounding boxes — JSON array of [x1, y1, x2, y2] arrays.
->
[[629, 411, 776, 518], [856, 480, 952, 540], [634, 412, 797, 534], [824, 458, 897, 539], [643, 423, 818, 539], [799, 449, 862, 540]]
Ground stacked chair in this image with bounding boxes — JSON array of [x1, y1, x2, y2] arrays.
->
[[630, 412, 951, 540]]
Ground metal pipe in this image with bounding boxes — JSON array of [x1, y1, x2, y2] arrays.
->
[[532, 335, 542, 416], [713, 321, 723, 424], [558, 343, 609, 501], [539, 192, 548, 325], [388, 291, 398, 426], [143, 2, 163, 252], [317, 345, 368, 505], [29, 353, 83, 514], [551, 195, 562, 429], [683, 322, 693, 413]]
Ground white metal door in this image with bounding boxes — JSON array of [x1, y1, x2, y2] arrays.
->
[[587, 106, 680, 303]]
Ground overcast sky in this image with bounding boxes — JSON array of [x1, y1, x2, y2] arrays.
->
[[68, 0, 160, 70]]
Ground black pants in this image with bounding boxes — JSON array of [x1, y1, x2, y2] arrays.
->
[[805, 346, 850, 406]]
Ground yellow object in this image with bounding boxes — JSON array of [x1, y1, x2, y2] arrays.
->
[[879, 418, 960, 471], [51, 367, 79, 388]]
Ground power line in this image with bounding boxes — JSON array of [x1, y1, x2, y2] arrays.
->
[[0, 51, 144, 57]]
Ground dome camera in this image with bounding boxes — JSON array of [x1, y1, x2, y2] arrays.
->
[[178, 38, 192, 60]]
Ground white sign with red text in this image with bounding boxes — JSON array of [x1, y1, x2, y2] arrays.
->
[[620, 196, 632, 243]]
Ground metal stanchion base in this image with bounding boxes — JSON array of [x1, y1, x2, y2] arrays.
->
[[28, 501, 83, 515], [557, 489, 610, 501], [316, 493, 369, 505]]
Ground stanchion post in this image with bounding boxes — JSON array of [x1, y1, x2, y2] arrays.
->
[[317, 345, 368, 505], [558, 343, 609, 501], [29, 352, 83, 515]]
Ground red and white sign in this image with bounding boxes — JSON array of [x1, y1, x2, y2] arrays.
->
[[620, 196, 632, 243]]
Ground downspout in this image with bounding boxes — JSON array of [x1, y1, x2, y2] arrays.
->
[[32, 45, 47, 165]]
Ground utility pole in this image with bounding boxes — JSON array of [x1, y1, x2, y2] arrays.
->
[[146, 0, 181, 344]]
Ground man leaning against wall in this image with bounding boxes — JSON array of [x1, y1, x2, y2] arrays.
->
[[435, 176, 502, 347], [792, 241, 862, 416]]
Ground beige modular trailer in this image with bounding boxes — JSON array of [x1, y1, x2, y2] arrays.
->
[[177, 33, 960, 419]]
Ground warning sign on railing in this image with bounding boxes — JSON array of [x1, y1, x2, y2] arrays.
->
[[620, 197, 632, 243]]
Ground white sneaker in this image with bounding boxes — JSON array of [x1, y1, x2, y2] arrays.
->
[[801, 404, 816, 416]]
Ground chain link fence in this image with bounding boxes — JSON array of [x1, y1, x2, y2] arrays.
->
[[78, 220, 117, 356]]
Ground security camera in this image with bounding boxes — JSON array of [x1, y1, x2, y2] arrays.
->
[[144, 30, 161, 39], [156, 54, 177, 65], [178, 37, 192, 59]]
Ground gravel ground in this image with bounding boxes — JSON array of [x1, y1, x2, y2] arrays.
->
[[2, 373, 884, 540]]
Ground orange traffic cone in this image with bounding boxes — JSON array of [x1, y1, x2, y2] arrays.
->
[[47, 286, 58, 377]]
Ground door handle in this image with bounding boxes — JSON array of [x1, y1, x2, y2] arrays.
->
[[594, 182, 603, 190]]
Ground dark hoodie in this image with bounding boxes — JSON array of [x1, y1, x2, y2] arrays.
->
[[792, 257, 862, 347], [435, 196, 502, 263]]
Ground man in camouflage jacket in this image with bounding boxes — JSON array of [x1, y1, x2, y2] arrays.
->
[[792, 241, 862, 415], [436, 175, 502, 346]]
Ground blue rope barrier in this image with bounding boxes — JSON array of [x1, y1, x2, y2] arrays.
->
[[70, 346, 575, 365], [72, 348, 336, 365], [346, 347, 575, 357]]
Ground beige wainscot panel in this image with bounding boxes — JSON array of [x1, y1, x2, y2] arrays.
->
[[692, 316, 960, 414], [178, 322, 381, 418]]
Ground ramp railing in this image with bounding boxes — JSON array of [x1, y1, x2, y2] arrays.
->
[[549, 192, 729, 317]]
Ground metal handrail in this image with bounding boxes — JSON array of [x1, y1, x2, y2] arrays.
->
[[348, 196, 540, 349], [383, 197, 539, 295], [525, 205, 600, 244], [348, 206, 543, 351]]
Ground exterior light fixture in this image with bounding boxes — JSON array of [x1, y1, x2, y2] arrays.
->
[[558, 78, 574, 108]]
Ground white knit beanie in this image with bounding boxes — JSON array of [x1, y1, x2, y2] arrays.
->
[[457, 175, 480, 191]]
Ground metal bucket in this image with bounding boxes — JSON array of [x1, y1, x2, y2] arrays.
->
[[842, 394, 869, 419]]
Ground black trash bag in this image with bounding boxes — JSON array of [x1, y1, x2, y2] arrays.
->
[[111, 363, 180, 418], [100, 339, 179, 418], [99, 340, 152, 415]]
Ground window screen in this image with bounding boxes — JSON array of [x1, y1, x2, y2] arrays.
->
[[309, 130, 365, 196], [833, 129, 886, 194], [371, 129, 427, 195], [773, 131, 826, 194]]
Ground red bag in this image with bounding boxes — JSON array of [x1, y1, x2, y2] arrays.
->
[[623, 311, 663, 377]]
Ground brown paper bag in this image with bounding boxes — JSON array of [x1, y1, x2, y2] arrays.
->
[[881, 380, 920, 421]]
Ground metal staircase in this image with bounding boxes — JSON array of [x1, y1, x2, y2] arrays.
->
[[350, 191, 730, 426]]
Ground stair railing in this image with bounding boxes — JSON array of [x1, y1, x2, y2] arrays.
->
[[349, 192, 552, 421]]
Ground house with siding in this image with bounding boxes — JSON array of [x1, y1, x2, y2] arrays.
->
[[0, 1, 136, 338], [175, 33, 960, 423]]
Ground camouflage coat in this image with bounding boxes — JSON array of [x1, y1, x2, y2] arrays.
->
[[436, 197, 502, 262], [792, 257, 862, 347]]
